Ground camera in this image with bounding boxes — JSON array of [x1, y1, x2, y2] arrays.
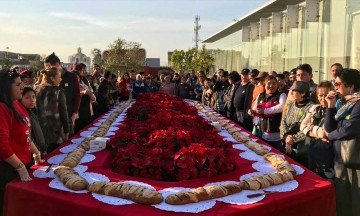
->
[[287, 123, 300, 135]]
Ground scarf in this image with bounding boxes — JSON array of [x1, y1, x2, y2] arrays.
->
[[335, 91, 360, 121]]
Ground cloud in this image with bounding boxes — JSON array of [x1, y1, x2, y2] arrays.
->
[[48, 11, 223, 33], [49, 12, 115, 28], [0, 12, 10, 18]]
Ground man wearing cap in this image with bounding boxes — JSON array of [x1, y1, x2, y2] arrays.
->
[[281, 81, 312, 166], [44, 52, 81, 137], [19, 70, 35, 88], [232, 69, 255, 132]]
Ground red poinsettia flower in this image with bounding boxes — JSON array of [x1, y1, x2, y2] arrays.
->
[[111, 92, 236, 181]]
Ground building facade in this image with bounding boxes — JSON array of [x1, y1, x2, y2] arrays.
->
[[68, 47, 91, 72], [203, 0, 360, 83]]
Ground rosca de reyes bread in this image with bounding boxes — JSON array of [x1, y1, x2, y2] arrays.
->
[[87, 181, 163, 205], [240, 171, 294, 190], [60, 147, 86, 168], [54, 166, 88, 191], [245, 141, 270, 156], [263, 152, 296, 175], [165, 183, 241, 205]]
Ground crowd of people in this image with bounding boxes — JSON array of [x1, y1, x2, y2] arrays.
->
[[0, 52, 359, 216]]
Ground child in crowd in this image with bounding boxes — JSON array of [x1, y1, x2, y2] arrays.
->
[[20, 87, 46, 155]]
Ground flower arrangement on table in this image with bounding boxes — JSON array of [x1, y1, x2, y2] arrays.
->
[[111, 93, 237, 181]]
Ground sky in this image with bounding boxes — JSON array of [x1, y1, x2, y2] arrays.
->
[[0, 0, 269, 66]]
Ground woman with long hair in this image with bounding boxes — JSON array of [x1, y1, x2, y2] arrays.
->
[[324, 68, 360, 216], [118, 72, 131, 100], [300, 81, 334, 180], [0, 70, 43, 215], [73, 63, 96, 133], [20, 87, 46, 155], [36, 67, 69, 154]]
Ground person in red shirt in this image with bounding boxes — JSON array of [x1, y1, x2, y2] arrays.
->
[[0, 70, 43, 215], [118, 72, 131, 101]]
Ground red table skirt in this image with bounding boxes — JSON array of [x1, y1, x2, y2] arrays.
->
[[3, 108, 336, 216]]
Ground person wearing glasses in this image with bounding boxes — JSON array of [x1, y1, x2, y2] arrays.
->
[[0, 70, 43, 215], [324, 68, 360, 216], [296, 64, 317, 99]]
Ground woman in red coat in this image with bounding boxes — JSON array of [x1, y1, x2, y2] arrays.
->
[[0, 70, 43, 215], [118, 72, 131, 101]]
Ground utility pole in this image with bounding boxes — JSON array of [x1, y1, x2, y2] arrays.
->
[[193, 15, 201, 49]]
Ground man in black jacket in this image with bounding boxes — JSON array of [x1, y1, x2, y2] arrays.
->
[[232, 68, 255, 132], [44, 53, 81, 137]]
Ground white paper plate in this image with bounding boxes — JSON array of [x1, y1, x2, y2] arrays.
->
[[239, 151, 268, 163], [87, 127, 99, 131], [205, 181, 265, 205], [47, 154, 96, 165], [105, 131, 115, 136], [153, 187, 216, 213], [33, 164, 88, 179], [49, 172, 108, 194], [71, 137, 85, 144], [252, 162, 304, 176], [60, 144, 102, 154], [93, 122, 102, 127], [80, 130, 94, 137], [223, 137, 238, 143]]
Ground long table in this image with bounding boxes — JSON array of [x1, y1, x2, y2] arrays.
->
[[3, 104, 336, 216]]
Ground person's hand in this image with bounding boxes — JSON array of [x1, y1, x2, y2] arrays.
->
[[256, 107, 264, 115], [248, 109, 254, 116], [32, 152, 44, 165], [285, 135, 294, 145], [285, 144, 292, 154], [63, 133, 69, 141], [321, 138, 330, 144], [325, 91, 337, 108], [16, 165, 32, 182], [71, 113, 78, 126]]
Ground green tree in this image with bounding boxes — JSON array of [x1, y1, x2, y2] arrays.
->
[[1, 51, 12, 70], [170, 46, 214, 73], [91, 48, 102, 67], [170, 50, 186, 71], [28, 60, 44, 72], [102, 38, 145, 74]]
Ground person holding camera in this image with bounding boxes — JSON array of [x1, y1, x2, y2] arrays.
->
[[300, 81, 334, 180], [281, 81, 312, 166]]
